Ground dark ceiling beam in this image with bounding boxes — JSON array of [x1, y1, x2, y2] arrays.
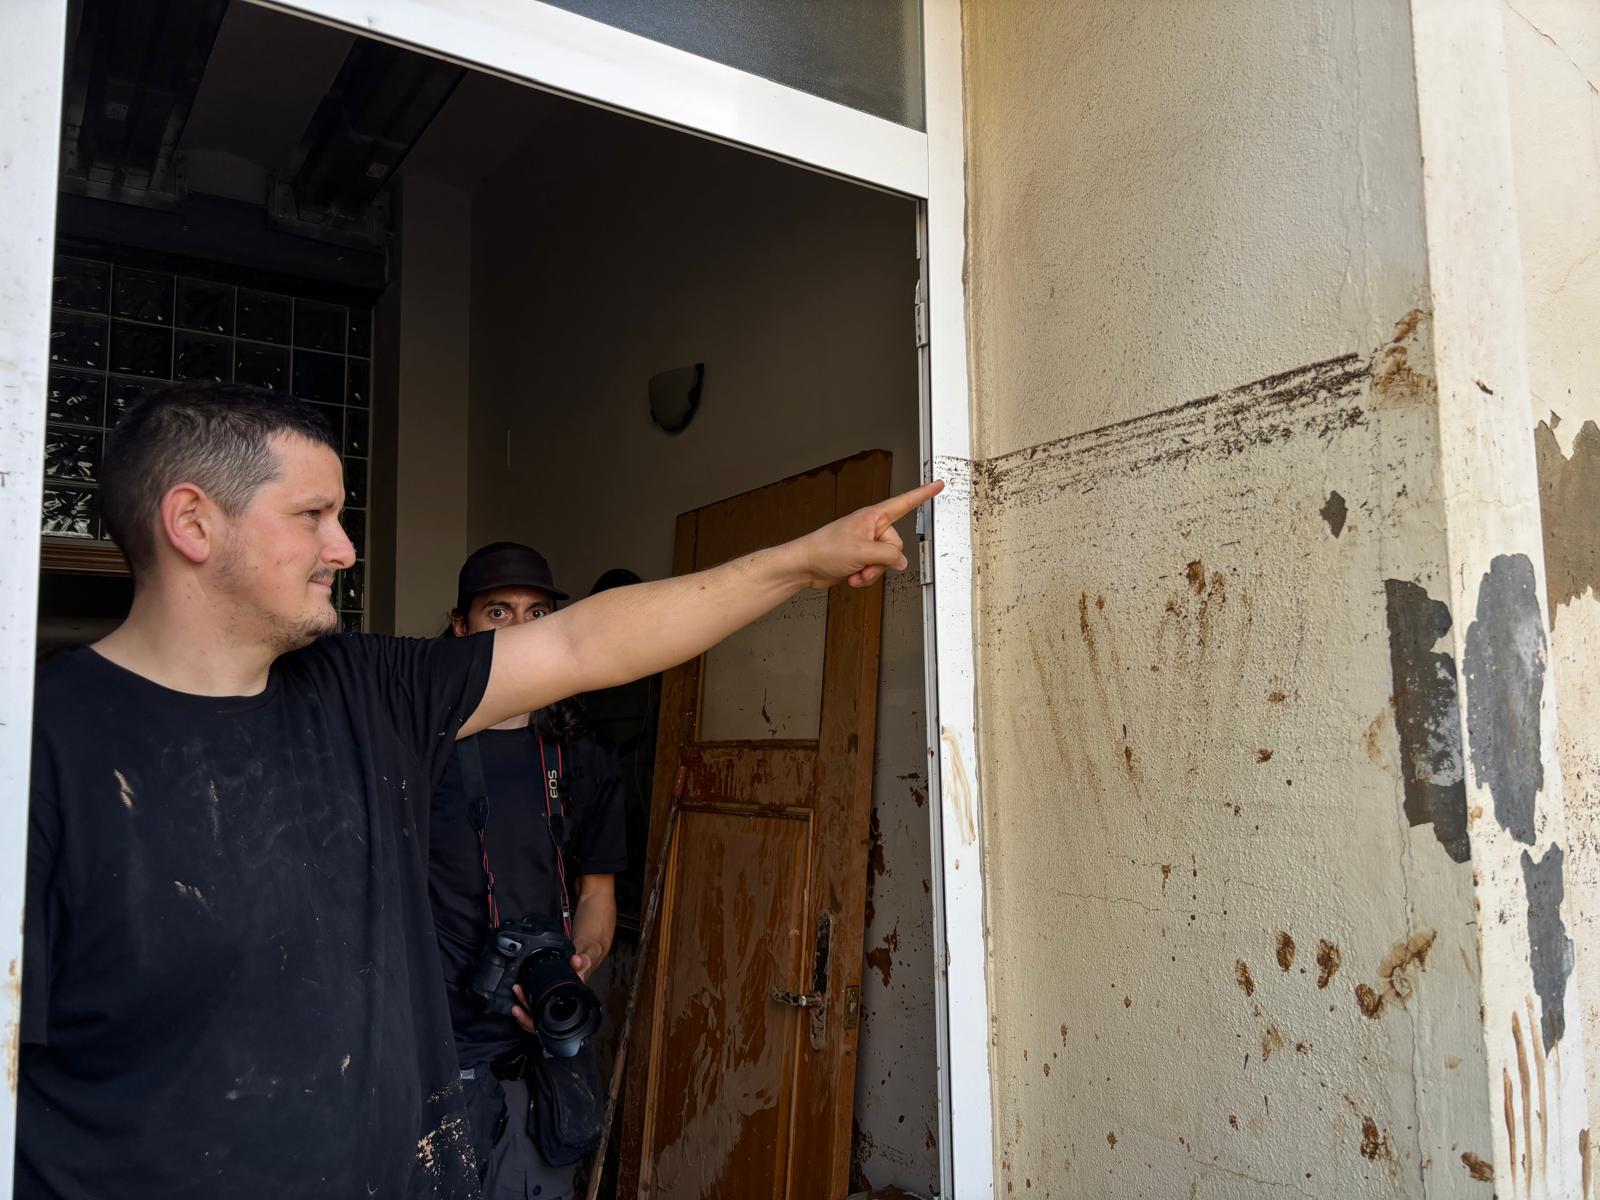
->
[[62, 0, 230, 204], [288, 40, 464, 225]]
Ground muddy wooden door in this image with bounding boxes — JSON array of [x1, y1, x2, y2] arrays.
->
[[618, 450, 892, 1199]]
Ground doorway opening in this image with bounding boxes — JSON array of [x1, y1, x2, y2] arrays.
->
[[37, 3, 940, 1195]]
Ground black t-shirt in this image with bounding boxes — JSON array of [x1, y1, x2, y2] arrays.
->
[[429, 730, 627, 1065], [20, 634, 494, 1200]]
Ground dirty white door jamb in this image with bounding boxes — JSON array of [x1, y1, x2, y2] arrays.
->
[[920, 2, 996, 1196], [248, 0, 928, 198], [0, 1, 69, 1195]]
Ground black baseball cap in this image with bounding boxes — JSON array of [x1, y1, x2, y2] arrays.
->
[[455, 541, 568, 614]]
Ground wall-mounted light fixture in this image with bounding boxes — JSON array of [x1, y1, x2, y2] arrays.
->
[[648, 362, 704, 435]]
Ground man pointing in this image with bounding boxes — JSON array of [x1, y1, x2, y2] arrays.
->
[[18, 381, 937, 1200]]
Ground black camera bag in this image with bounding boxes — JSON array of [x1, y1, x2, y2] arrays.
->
[[526, 1040, 604, 1167]]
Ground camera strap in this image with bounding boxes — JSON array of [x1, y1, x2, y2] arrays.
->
[[455, 730, 574, 937], [537, 734, 574, 937], [456, 735, 501, 929]]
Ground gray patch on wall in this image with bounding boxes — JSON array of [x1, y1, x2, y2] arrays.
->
[[1533, 418, 1600, 623], [1463, 554, 1546, 844], [1382, 580, 1469, 862], [1321, 491, 1348, 538], [1522, 843, 1574, 1052]]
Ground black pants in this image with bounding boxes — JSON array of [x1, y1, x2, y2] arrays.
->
[[460, 1066, 577, 1200]]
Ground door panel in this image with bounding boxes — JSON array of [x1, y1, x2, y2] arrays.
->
[[647, 808, 810, 1198], [621, 450, 892, 1198], [699, 588, 828, 742]]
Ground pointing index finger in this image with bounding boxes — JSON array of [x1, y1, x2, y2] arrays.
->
[[876, 480, 945, 527]]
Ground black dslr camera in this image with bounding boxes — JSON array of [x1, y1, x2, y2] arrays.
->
[[469, 915, 602, 1058]]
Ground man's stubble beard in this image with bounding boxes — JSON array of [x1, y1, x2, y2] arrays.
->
[[215, 536, 339, 655]]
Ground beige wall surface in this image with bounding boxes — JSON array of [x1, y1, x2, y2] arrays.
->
[[381, 175, 474, 637], [457, 102, 938, 1194], [962, 1, 1539, 1195], [1506, 0, 1600, 1153]]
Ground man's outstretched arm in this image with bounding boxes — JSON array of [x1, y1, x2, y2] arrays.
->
[[459, 481, 942, 737]]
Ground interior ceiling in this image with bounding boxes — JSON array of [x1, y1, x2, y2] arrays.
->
[[180, 2, 562, 195], [180, 3, 352, 177]]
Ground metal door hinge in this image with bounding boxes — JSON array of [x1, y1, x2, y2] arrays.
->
[[913, 279, 930, 349]]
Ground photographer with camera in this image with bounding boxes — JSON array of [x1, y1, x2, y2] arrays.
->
[[431, 543, 627, 1200]]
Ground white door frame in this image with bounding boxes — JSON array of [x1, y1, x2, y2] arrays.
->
[[1, 3, 995, 1196], [0, 2, 70, 1195], [920, 3, 996, 1195]]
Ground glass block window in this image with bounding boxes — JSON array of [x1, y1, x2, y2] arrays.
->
[[47, 253, 374, 632]]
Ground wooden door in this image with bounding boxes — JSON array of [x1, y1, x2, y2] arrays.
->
[[618, 450, 893, 1199]]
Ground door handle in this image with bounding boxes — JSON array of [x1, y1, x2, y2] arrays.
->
[[770, 989, 825, 1009], [770, 912, 832, 1050]]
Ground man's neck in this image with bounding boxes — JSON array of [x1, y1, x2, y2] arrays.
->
[[94, 584, 281, 697]]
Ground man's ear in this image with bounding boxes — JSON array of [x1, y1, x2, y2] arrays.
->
[[451, 611, 468, 637], [159, 483, 216, 566]]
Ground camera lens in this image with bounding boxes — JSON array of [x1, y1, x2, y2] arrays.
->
[[517, 954, 602, 1056], [545, 993, 580, 1026]]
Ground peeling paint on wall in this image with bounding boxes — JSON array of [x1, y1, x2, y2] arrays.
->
[[1463, 554, 1548, 845], [1524, 844, 1576, 1053], [1534, 418, 1600, 624], [1382, 579, 1470, 862]]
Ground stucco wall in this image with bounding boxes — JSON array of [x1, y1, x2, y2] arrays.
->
[[964, 2, 1513, 1194], [1506, 0, 1600, 1152], [459, 102, 939, 1195]]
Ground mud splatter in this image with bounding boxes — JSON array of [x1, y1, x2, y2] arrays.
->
[[1371, 308, 1436, 409], [1262, 1026, 1285, 1060], [1513, 1010, 1535, 1194], [1256, 748, 1274, 763], [939, 727, 978, 846], [1463, 554, 1546, 845], [1523, 844, 1575, 1051], [1107, 1132, 1117, 1148], [1506, 1069, 1517, 1179], [1321, 491, 1348, 538], [1382, 580, 1469, 862], [1461, 1151, 1494, 1181], [976, 353, 1371, 513], [1316, 940, 1342, 989], [1235, 961, 1255, 997], [1378, 929, 1437, 1006], [1186, 561, 1207, 593], [416, 1113, 469, 1176], [864, 807, 887, 928], [1275, 932, 1296, 972], [1528, 995, 1549, 1175], [1355, 984, 1384, 1019], [866, 926, 899, 988], [5, 957, 19, 1093], [1360, 1116, 1392, 1161]]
